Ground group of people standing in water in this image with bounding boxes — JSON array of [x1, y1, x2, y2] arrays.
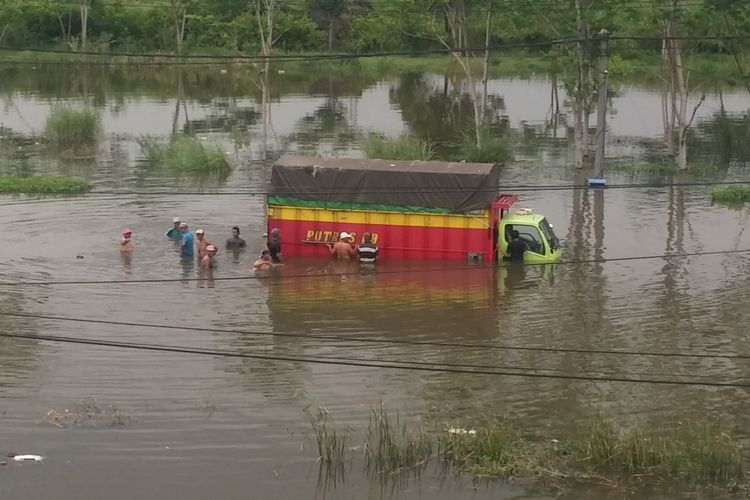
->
[[119, 217, 281, 272], [119, 219, 378, 271]]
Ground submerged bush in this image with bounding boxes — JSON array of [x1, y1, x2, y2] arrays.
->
[[44, 107, 101, 150], [711, 185, 750, 204], [450, 129, 511, 163], [363, 134, 435, 161], [137, 135, 231, 175], [0, 175, 91, 193]]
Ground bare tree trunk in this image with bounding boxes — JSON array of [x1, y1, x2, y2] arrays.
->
[[573, 0, 585, 168], [661, 28, 676, 153], [171, 0, 187, 56], [79, 0, 90, 49], [480, 2, 492, 120], [327, 15, 335, 51]]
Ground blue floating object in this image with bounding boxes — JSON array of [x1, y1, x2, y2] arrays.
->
[[587, 178, 607, 187]]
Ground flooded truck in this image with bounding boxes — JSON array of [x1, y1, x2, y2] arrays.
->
[[267, 155, 561, 263]]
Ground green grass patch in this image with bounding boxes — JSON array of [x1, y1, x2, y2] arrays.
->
[[137, 135, 231, 175], [44, 107, 101, 151], [308, 406, 745, 491], [362, 134, 435, 161], [577, 411, 743, 482], [0, 175, 91, 194], [711, 185, 750, 204], [448, 129, 512, 163]]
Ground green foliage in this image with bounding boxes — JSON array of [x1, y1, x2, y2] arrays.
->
[[577, 412, 744, 482], [0, 175, 91, 194], [362, 134, 435, 161], [310, 406, 745, 488], [137, 135, 231, 175], [711, 185, 750, 204], [44, 107, 101, 151], [364, 403, 432, 474], [450, 130, 512, 163]]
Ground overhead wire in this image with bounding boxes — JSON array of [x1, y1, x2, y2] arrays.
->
[[1, 248, 749, 287], [62, 179, 750, 197], [2, 310, 750, 361], [1, 329, 748, 389]]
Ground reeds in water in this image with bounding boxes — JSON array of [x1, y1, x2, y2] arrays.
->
[[44, 107, 101, 151], [0, 175, 91, 194], [711, 185, 750, 204], [137, 135, 231, 175], [363, 134, 435, 161]]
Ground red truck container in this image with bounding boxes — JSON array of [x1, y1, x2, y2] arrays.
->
[[267, 155, 560, 263]]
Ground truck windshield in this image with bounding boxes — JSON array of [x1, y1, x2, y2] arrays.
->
[[539, 218, 559, 250]]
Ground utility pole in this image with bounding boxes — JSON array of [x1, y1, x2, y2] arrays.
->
[[593, 29, 609, 178]]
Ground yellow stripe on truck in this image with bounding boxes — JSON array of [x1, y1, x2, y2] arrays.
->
[[268, 205, 490, 230]]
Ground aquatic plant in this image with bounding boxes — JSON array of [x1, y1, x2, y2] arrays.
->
[[364, 402, 432, 474], [711, 185, 750, 204], [305, 406, 351, 467], [577, 411, 743, 482], [307, 406, 745, 490], [0, 175, 91, 194], [44, 107, 101, 150], [137, 135, 231, 175], [450, 129, 512, 163], [362, 134, 435, 161]]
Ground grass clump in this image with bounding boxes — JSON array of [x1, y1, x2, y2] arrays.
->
[[362, 134, 435, 161], [364, 403, 432, 474], [437, 417, 536, 477], [711, 185, 750, 204], [0, 175, 91, 194], [44, 107, 100, 151], [449, 129, 512, 163], [577, 412, 743, 483], [305, 406, 351, 467], [308, 406, 745, 491], [137, 135, 231, 175]]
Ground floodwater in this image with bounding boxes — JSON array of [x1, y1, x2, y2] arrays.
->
[[1, 64, 750, 499]]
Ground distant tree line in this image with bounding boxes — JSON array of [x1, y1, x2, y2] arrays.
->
[[1, 0, 749, 56]]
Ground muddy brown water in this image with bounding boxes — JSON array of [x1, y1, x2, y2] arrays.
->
[[1, 66, 750, 499]]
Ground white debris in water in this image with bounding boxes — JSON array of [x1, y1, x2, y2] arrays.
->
[[447, 427, 476, 436], [550, 439, 560, 444], [13, 455, 43, 462], [220, 69, 228, 74]]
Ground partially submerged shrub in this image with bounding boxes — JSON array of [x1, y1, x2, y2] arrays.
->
[[0, 175, 91, 193], [44, 107, 100, 150], [711, 185, 750, 204], [363, 134, 435, 161], [137, 135, 231, 175]]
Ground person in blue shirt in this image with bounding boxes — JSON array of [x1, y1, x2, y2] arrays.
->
[[179, 223, 195, 258]]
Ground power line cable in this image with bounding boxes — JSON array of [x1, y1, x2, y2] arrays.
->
[[2, 35, 748, 63], [72, 179, 750, 197], [2, 311, 749, 361], [2, 329, 748, 389], [1, 248, 749, 288]]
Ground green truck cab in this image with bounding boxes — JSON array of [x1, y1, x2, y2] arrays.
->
[[498, 208, 561, 264]]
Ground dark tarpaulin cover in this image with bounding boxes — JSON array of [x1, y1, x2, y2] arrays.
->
[[270, 155, 500, 212]]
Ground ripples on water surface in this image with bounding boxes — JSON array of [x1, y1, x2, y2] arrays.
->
[[2, 68, 750, 499]]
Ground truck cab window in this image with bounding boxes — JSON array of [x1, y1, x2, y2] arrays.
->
[[508, 225, 545, 255]]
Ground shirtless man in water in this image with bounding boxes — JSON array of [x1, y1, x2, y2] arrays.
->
[[196, 229, 215, 261], [253, 249, 273, 270], [329, 232, 357, 260], [120, 228, 134, 252], [200, 244, 217, 269]]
